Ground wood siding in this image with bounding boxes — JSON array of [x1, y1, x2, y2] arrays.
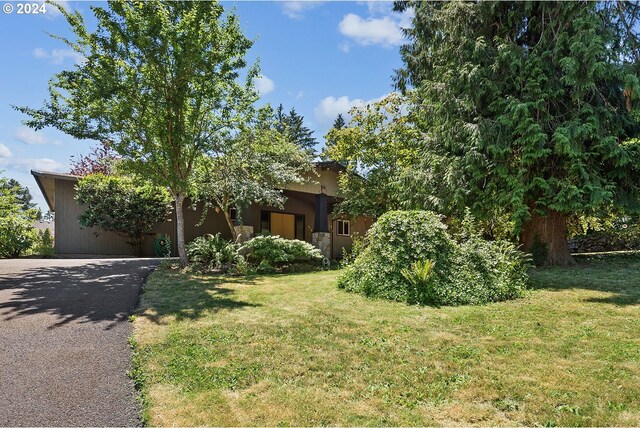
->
[[52, 178, 372, 258]]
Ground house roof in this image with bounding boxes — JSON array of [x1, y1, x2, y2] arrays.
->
[[31, 170, 81, 212], [313, 160, 347, 173], [32, 162, 348, 213]]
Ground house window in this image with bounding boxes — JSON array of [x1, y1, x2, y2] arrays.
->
[[229, 207, 237, 223], [336, 219, 350, 236]]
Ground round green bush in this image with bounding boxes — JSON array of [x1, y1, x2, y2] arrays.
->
[[337, 210, 528, 306], [239, 235, 322, 268]]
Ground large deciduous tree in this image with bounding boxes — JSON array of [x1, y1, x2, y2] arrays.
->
[[16, 1, 258, 266], [321, 113, 347, 162], [393, 1, 640, 265], [191, 107, 313, 240], [70, 142, 121, 176], [326, 93, 425, 218]]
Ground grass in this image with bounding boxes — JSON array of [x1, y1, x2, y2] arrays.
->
[[132, 253, 640, 426]]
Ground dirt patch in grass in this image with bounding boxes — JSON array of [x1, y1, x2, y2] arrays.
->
[[133, 255, 640, 426]]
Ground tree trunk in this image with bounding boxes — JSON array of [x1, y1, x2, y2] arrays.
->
[[223, 209, 238, 242], [520, 207, 575, 266], [133, 237, 143, 257], [175, 193, 188, 267]]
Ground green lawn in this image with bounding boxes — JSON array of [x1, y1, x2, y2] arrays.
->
[[132, 253, 640, 426]]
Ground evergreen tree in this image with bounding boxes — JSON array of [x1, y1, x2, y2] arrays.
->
[[1, 179, 36, 212], [394, 1, 640, 265], [287, 108, 317, 153], [322, 113, 347, 161], [274, 103, 317, 154]]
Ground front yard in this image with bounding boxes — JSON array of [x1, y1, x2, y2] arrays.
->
[[132, 253, 640, 426]]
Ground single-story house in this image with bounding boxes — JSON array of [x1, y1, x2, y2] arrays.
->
[[31, 161, 373, 258]]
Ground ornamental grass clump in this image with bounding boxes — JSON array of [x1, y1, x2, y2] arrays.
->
[[337, 210, 528, 306]]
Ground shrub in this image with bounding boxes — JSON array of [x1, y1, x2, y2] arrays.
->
[[154, 234, 172, 258], [186, 234, 241, 272], [76, 174, 173, 256], [34, 228, 55, 257], [239, 235, 322, 272], [568, 219, 640, 253], [0, 216, 38, 258], [337, 210, 528, 306], [341, 233, 366, 266]]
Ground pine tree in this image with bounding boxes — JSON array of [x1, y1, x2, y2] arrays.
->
[[1, 179, 36, 212], [322, 114, 347, 161], [395, 1, 640, 265], [274, 104, 317, 154], [287, 108, 317, 153]]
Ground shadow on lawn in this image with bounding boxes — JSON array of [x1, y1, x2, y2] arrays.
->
[[0, 259, 158, 329], [138, 269, 261, 324], [529, 252, 640, 306]]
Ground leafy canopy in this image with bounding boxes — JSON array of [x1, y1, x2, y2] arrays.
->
[[394, 1, 640, 228], [75, 174, 173, 256], [191, 107, 313, 238], [16, 0, 260, 266], [0, 174, 38, 258]]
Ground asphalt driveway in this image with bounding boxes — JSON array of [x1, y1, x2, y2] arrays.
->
[[0, 258, 158, 427]]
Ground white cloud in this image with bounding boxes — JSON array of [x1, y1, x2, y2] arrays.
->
[[397, 8, 414, 29], [339, 13, 404, 47], [339, 42, 351, 53], [35, 0, 71, 18], [295, 90, 305, 100], [281, 1, 325, 19], [254, 75, 275, 96], [314, 93, 389, 128], [359, 1, 394, 16], [0, 158, 66, 173], [15, 128, 47, 145], [33, 47, 85, 65], [0, 143, 11, 158]]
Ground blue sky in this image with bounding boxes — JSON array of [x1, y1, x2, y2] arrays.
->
[[0, 0, 409, 210]]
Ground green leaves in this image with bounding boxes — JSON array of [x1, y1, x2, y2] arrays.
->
[[17, 1, 261, 265], [0, 174, 38, 258], [394, 1, 640, 237], [337, 210, 528, 306], [75, 174, 173, 255], [190, 111, 313, 236]]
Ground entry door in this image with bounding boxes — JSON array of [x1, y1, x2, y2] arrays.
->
[[270, 213, 296, 239]]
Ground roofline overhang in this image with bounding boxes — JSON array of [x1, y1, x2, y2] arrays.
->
[[31, 170, 81, 212]]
